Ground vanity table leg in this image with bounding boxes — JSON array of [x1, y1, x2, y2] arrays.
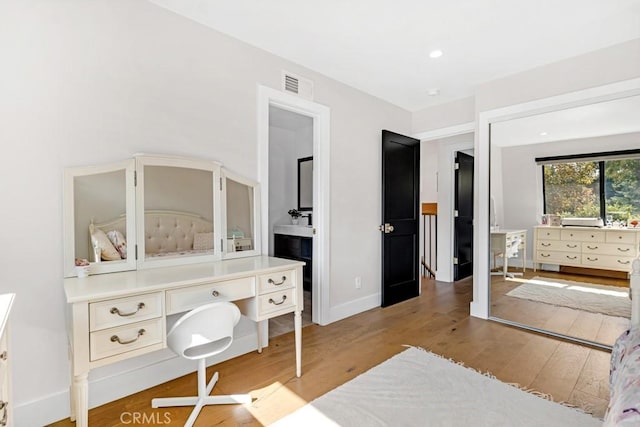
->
[[294, 309, 302, 377], [256, 320, 263, 353], [73, 373, 89, 426]]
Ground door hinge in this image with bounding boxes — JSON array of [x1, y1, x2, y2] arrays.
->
[[454, 162, 460, 170], [221, 239, 224, 250], [454, 210, 459, 217], [453, 257, 459, 265], [135, 244, 138, 260], [134, 170, 137, 186], [220, 177, 223, 191]]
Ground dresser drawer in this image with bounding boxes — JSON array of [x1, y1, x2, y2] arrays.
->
[[536, 240, 580, 252], [0, 333, 7, 393], [581, 254, 634, 271], [605, 230, 637, 245], [561, 229, 605, 243], [258, 270, 295, 293], [90, 318, 163, 361], [257, 288, 295, 315], [536, 228, 561, 240], [536, 250, 581, 265], [582, 242, 635, 256], [90, 292, 163, 332], [166, 277, 255, 315]]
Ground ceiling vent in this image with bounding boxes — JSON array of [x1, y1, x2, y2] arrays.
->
[[282, 71, 314, 100]]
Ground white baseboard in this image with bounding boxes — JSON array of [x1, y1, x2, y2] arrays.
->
[[329, 293, 380, 323], [14, 335, 260, 426]]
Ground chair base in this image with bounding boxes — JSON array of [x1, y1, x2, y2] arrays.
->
[[152, 369, 251, 427]]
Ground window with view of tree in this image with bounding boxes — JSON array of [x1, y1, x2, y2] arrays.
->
[[543, 157, 640, 221]]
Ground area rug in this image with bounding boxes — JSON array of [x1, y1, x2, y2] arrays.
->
[[506, 276, 630, 318], [271, 347, 600, 427]]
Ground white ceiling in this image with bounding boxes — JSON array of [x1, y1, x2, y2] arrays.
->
[[149, 0, 640, 112], [491, 95, 640, 147]]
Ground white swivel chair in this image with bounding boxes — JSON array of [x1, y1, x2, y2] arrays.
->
[[152, 302, 252, 427]]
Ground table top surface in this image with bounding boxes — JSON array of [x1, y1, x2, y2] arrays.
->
[[64, 256, 304, 303]]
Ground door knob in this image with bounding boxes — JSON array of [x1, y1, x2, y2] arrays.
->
[[379, 223, 395, 233]]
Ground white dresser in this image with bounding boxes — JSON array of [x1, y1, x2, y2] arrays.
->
[[64, 256, 304, 427], [534, 226, 640, 272], [0, 294, 15, 427]]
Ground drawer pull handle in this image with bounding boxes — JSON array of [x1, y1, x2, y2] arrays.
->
[[617, 260, 630, 265], [566, 244, 577, 248], [566, 255, 577, 260], [586, 245, 598, 250], [111, 329, 145, 345], [212, 290, 220, 297], [110, 302, 145, 317], [618, 236, 623, 239], [541, 243, 551, 247], [540, 253, 550, 258], [587, 257, 598, 261], [0, 400, 6, 426], [268, 295, 288, 306], [268, 276, 287, 286], [618, 248, 630, 252], [0, 351, 6, 361]]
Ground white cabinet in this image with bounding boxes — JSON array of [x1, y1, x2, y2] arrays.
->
[[0, 294, 15, 427], [534, 226, 640, 272]]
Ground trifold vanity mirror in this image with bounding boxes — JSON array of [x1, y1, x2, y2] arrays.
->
[[63, 154, 260, 277], [488, 93, 640, 348]]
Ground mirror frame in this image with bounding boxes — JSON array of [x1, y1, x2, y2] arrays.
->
[[221, 169, 261, 259], [297, 156, 313, 212], [135, 154, 223, 269], [472, 78, 640, 340], [63, 159, 137, 277]]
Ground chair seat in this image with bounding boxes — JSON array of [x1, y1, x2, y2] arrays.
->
[[152, 302, 251, 427]]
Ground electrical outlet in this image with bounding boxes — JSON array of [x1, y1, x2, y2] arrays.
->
[[355, 276, 362, 289]]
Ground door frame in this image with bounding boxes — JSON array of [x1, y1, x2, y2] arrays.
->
[[413, 125, 474, 283], [257, 85, 331, 326]]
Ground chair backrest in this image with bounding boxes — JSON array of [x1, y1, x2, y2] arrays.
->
[[167, 302, 241, 360]]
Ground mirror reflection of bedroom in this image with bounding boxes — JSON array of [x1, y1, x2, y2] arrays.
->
[[489, 95, 640, 347]]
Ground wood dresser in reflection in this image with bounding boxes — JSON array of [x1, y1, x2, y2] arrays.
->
[[533, 226, 640, 272]]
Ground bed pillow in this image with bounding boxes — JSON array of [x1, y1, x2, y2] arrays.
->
[[193, 232, 214, 251], [107, 230, 127, 259], [89, 224, 122, 261]]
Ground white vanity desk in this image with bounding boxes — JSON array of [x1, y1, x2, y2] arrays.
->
[[64, 256, 304, 427]]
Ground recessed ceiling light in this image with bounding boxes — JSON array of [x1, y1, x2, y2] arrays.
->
[[427, 88, 440, 96], [429, 49, 443, 59], [540, 131, 548, 136]]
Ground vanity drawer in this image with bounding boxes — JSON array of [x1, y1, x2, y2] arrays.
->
[[561, 229, 605, 243], [581, 254, 634, 271], [605, 231, 637, 245], [536, 228, 561, 240], [257, 288, 295, 315], [536, 240, 580, 252], [258, 270, 295, 293], [582, 242, 635, 256], [166, 277, 255, 315], [536, 250, 581, 265], [90, 318, 163, 361], [90, 292, 163, 332]]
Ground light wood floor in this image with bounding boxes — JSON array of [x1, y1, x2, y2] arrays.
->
[[50, 276, 612, 426], [491, 269, 629, 347]]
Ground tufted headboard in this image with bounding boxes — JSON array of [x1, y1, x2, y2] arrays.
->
[[92, 210, 213, 257]]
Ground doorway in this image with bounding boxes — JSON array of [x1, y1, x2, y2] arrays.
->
[[257, 85, 331, 330], [454, 151, 474, 280]]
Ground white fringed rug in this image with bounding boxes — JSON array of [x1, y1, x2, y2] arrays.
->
[[272, 347, 600, 427], [506, 276, 630, 318]]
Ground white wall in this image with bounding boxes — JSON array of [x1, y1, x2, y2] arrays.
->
[[0, 1, 411, 425], [494, 131, 640, 266]]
